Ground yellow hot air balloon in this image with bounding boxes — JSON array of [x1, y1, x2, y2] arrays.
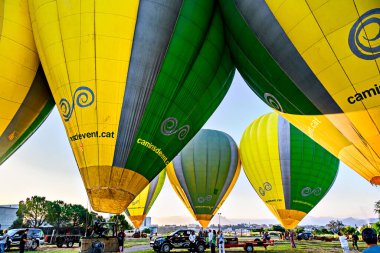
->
[[240, 113, 339, 229], [125, 169, 166, 228], [29, 0, 234, 213], [0, 0, 54, 165], [220, 0, 380, 185], [167, 129, 240, 228]]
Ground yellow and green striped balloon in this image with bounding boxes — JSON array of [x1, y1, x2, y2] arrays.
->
[[125, 169, 166, 228], [220, 0, 380, 185], [167, 129, 240, 228], [240, 113, 339, 229], [0, 0, 54, 165], [28, 0, 234, 213]]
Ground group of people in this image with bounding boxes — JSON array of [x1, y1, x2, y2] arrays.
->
[[338, 228, 380, 253], [191, 229, 225, 253]]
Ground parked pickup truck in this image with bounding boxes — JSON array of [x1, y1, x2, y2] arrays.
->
[[224, 237, 274, 252]]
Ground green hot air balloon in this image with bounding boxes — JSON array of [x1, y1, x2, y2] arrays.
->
[[29, 0, 235, 213], [167, 129, 240, 228], [240, 113, 339, 229]]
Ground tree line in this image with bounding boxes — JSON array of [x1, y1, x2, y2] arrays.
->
[[10, 196, 132, 230]]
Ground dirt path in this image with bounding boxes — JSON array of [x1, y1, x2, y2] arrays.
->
[[124, 244, 151, 253]]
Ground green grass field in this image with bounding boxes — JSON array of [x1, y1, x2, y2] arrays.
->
[[24, 239, 369, 253], [125, 240, 368, 253]]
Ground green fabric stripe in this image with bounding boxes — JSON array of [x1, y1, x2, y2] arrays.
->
[[220, 0, 321, 115], [125, 4, 234, 181], [289, 124, 339, 213]]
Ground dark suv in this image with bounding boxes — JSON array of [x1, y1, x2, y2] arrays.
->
[[297, 232, 313, 240], [4, 228, 44, 251], [150, 229, 206, 253]]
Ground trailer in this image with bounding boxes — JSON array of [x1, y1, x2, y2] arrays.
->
[[43, 227, 84, 248], [223, 237, 274, 252]]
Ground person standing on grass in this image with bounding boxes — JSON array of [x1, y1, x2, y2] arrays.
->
[[189, 230, 196, 253], [0, 233, 6, 253], [19, 229, 28, 253], [218, 231, 225, 253], [338, 232, 350, 253], [352, 232, 359, 251], [289, 231, 296, 248], [211, 230, 217, 253], [208, 229, 213, 249], [117, 229, 125, 253]]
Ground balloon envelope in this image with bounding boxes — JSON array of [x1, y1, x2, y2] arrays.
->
[[125, 169, 166, 228], [167, 129, 240, 228], [240, 113, 339, 229], [29, 0, 234, 213], [220, 0, 380, 185], [0, 0, 54, 165]]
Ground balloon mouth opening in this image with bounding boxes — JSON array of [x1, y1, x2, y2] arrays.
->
[[195, 215, 213, 228], [79, 166, 149, 214], [371, 176, 380, 185], [276, 209, 306, 229], [128, 215, 146, 228]]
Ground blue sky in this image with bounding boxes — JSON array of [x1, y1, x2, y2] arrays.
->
[[0, 72, 378, 226]]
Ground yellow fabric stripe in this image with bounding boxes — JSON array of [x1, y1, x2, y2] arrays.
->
[[0, 0, 39, 136], [240, 114, 285, 214], [29, 0, 139, 169], [166, 162, 197, 220], [127, 183, 149, 217]]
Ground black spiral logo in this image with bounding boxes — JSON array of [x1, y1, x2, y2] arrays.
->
[[264, 93, 283, 112], [258, 182, 272, 196], [160, 117, 190, 140], [59, 86, 95, 122], [301, 187, 322, 197], [349, 8, 380, 60]]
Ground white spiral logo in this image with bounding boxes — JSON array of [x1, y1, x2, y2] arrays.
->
[[197, 195, 212, 203], [160, 117, 190, 141], [264, 93, 283, 112], [301, 187, 322, 197]]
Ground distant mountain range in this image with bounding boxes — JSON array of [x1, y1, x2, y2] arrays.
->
[[152, 216, 379, 227]]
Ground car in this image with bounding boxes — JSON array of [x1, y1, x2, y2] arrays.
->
[[150, 229, 206, 253], [133, 232, 147, 238], [297, 232, 313, 240], [4, 228, 45, 251]]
